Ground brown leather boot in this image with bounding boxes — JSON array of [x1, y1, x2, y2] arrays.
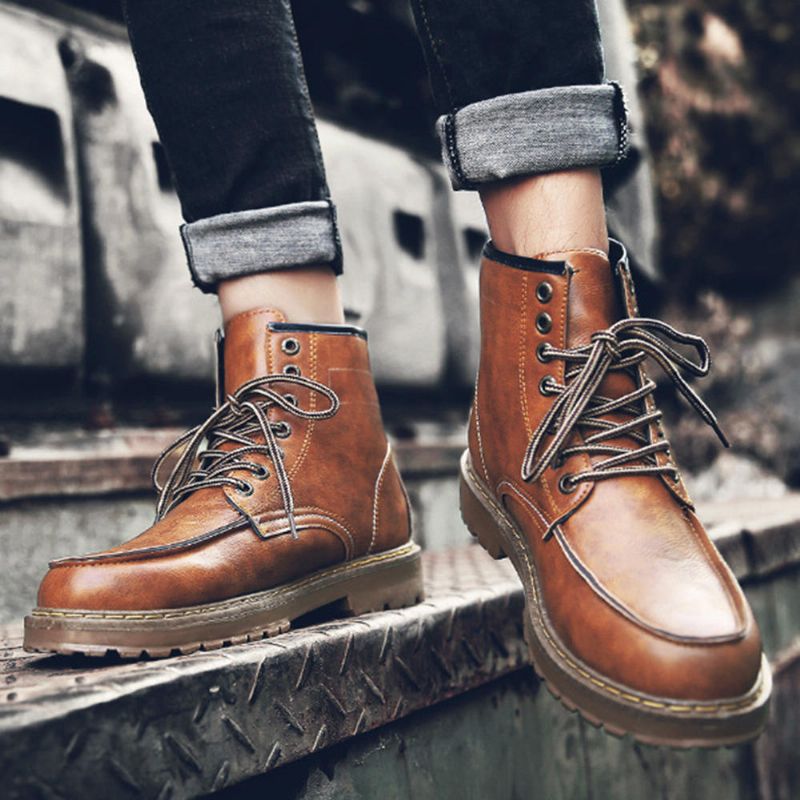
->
[[460, 240, 771, 746], [25, 308, 423, 657]]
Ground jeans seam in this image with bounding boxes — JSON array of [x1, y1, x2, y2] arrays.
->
[[180, 223, 213, 293], [444, 114, 471, 190], [327, 199, 344, 273], [609, 80, 630, 165], [413, 0, 457, 111]]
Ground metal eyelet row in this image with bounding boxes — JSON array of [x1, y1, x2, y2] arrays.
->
[[537, 280, 567, 480], [536, 280, 556, 393]]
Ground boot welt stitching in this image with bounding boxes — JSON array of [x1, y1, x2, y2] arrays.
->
[[467, 459, 763, 714], [31, 543, 418, 621], [517, 273, 533, 438]]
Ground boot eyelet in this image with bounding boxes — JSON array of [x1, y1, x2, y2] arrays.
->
[[283, 363, 301, 377], [536, 281, 553, 303], [558, 474, 577, 494], [237, 481, 254, 497], [539, 376, 555, 396], [536, 342, 551, 363], [273, 421, 292, 438], [281, 337, 301, 355], [536, 313, 552, 334], [252, 465, 269, 480], [284, 393, 298, 406]]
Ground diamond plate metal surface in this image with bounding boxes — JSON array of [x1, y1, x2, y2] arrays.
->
[[0, 546, 526, 799]]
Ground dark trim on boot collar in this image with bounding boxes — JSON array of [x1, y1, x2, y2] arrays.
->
[[482, 241, 566, 275], [268, 321, 368, 340], [483, 239, 628, 275]]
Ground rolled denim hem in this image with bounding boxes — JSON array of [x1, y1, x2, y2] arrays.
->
[[181, 199, 343, 293], [437, 82, 630, 191]]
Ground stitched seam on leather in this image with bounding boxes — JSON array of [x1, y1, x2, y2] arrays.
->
[[255, 510, 353, 559], [34, 543, 418, 620], [469, 462, 760, 713], [518, 273, 532, 438], [473, 368, 489, 483], [682, 507, 743, 632], [49, 518, 247, 565], [259, 505, 357, 557], [535, 248, 608, 260], [51, 515, 354, 567], [551, 521, 743, 644], [369, 441, 392, 555], [504, 478, 737, 645], [288, 331, 317, 482]]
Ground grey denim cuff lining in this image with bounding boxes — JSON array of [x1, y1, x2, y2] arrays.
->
[[181, 199, 342, 293], [437, 82, 630, 191]]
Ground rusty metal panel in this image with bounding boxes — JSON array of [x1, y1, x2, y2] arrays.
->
[[0, 3, 82, 370], [0, 549, 527, 799], [754, 641, 800, 800]]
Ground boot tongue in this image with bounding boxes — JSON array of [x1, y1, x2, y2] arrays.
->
[[222, 307, 287, 395], [559, 249, 643, 462], [562, 250, 620, 347]]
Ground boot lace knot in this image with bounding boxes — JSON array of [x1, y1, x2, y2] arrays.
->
[[522, 317, 728, 490], [152, 374, 339, 537]]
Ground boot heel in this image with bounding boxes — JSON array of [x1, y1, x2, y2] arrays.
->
[[342, 551, 424, 615], [460, 468, 508, 560]]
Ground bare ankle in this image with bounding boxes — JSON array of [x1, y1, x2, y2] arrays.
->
[[218, 265, 345, 325], [479, 169, 609, 261]]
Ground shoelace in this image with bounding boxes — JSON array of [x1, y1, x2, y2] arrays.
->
[[521, 317, 728, 499], [152, 374, 340, 537]]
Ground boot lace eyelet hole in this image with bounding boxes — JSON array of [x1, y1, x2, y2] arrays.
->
[[281, 338, 301, 355], [536, 342, 551, 363], [252, 465, 269, 480], [536, 281, 553, 303], [559, 474, 577, 494], [539, 376, 555, 396], [536, 313, 552, 334], [284, 394, 297, 406], [237, 481, 254, 497], [283, 363, 301, 376], [273, 421, 292, 438]]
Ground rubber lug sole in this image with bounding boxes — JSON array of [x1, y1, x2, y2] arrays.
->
[[24, 543, 424, 659]]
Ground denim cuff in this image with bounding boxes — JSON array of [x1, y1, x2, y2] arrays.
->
[[181, 199, 343, 293], [437, 82, 630, 190]]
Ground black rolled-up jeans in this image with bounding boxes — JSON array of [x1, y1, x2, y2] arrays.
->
[[122, 0, 628, 292]]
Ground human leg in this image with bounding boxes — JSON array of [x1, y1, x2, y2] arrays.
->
[[24, 0, 422, 656], [124, 0, 343, 322], [410, 0, 769, 745]]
